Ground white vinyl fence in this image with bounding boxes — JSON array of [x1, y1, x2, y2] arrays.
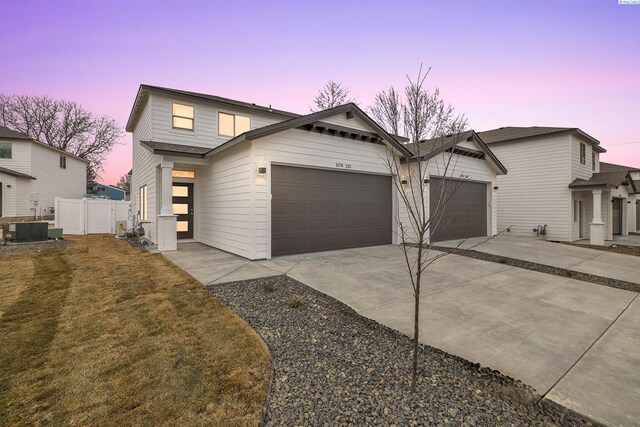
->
[[55, 197, 131, 235]]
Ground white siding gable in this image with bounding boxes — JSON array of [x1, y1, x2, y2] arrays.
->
[[322, 112, 373, 132]]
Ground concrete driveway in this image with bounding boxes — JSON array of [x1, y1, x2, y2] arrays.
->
[[164, 243, 640, 427], [436, 234, 640, 284]]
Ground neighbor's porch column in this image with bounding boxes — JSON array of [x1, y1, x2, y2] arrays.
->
[[157, 160, 177, 251], [590, 189, 605, 246]]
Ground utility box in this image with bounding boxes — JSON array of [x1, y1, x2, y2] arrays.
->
[[48, 228, 64, 239], [2, 222, 49, 242]]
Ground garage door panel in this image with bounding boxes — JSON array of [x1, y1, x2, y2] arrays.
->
[[272, 165, 392, 256], [430, 177, 487, 242]]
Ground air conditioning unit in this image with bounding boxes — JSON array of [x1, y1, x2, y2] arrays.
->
[[116, 220, 128, 237], [2, 222, 48, 242]]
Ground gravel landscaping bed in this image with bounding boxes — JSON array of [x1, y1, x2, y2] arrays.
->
[[0, 239, 71, 254], [432, 246, 640, 294], [207, 276, 597, 426]]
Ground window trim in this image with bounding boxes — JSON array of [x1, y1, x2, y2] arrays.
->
[[592, 152, 596, 171], [59, 155, 67, 169], [579, 143, 586, 165], [218, 111, 251, 137], [171, 102, 195, 131], [0, 142, 12, 159], [139, 185, 148, 221]]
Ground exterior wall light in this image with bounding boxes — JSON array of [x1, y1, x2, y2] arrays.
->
[[423, 179, 430, 184], [494, 186, 499, 190], [257, 166, 267, 176], [400, 178, 408, 185]]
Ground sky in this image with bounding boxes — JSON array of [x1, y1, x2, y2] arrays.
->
[[1, 0, 639, 184]]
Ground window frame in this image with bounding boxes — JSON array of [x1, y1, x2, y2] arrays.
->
[[0, 142, 12, 159], [218, 111, 251, 137], [579, 143, 586, 165], [171, 102, 195, 131], [59, 155, 67, 169], [139, 185, 148, 221]]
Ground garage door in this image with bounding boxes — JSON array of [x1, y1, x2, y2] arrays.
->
[[271, 165, 392, 256], [429, 177, 487, 242]]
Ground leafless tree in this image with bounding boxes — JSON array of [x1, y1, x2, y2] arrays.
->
[[377, 66, 499, 393], [312, 80, 355, 111], [116, 170, 131, 194], [0, 94, 123, 183]]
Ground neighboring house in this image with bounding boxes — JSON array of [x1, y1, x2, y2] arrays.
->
[[598, 161, 640, 234], [126, 85, 506, 257], [88, 182, 126, 200], [0, 126, 88, 218], [477, 127, 638, 245]]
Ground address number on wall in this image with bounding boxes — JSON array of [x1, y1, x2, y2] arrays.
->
[[336, 163, 352, 169]]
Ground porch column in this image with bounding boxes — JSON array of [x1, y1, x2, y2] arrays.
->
[[590, 189, 605, 246], [157, 160, 177, 251]]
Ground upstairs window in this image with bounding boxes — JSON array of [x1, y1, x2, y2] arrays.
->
[[579, 143, 586, 164], [218, 112, 251, 137], [592, 152, 596, 171], [172, 103, 195, 130], [0, 142, 11, 159], [59, 155, 67, 169]]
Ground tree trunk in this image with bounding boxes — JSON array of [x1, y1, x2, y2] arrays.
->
[[411, 277, 420, 393]]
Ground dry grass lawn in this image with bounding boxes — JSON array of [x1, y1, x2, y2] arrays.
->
[[0, 235, 270, 426]]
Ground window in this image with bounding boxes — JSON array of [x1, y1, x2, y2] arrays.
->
[[172, 169, 196, 179], [218, 112, 251, 137], [592, 152, 596, 171], [139, 185, 148, 220], [0, 142, 11, 159], [172, 103, 195, 130], [59, 155, 67, 169], [579, 143, 586, 164]]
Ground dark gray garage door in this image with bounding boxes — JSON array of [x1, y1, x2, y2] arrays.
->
[[271, 165, 392, 256], [429, 177, 487, 242]]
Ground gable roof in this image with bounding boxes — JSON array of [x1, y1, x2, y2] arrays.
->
[[569, 170, 637, 193], [126, 84, 299, 132], [0, 126, 32, 140], [0, 166, 36, 180], [477, 126, 605, 153], [404, 130, 507, 174], [204, 103, 413, 158], [0, 126, 89, 163], [599, 161, 640, 173]]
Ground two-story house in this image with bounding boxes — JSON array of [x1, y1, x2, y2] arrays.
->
[[126, 85, 507, 257], [476, 127, 638, 245], [0, 126, 88, 219]]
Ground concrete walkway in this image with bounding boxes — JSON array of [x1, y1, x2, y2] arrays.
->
[[436, 234, 640, 285], [164, 242, 640, 426]]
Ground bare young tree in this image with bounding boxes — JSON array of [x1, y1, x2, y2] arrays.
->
[[0, 94, 123, 183], [378, 66, 498, 393], [312, 80, 355, 111]]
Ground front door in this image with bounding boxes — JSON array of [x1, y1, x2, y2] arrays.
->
[[172, 183, 194, 239], [612, 198, 622, 235], [578, 200, 584, 238]]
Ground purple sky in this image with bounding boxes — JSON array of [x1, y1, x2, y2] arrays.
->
[[2, 0, 639, 184]]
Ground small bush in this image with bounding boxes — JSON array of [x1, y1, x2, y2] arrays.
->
[[287, 297, 305, 309], [262, 282, 275, 292]]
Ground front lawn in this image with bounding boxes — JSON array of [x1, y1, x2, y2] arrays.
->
[[0, 235, 269, 426]]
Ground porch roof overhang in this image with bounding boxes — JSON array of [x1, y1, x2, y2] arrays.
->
[[0, 166, 36, 180], [140, 140, 209, 159], [569, 170, 638, 193]]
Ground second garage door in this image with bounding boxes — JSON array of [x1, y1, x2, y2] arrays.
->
[[271, 165, 392, 256], [429, 177, 487, 242]]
